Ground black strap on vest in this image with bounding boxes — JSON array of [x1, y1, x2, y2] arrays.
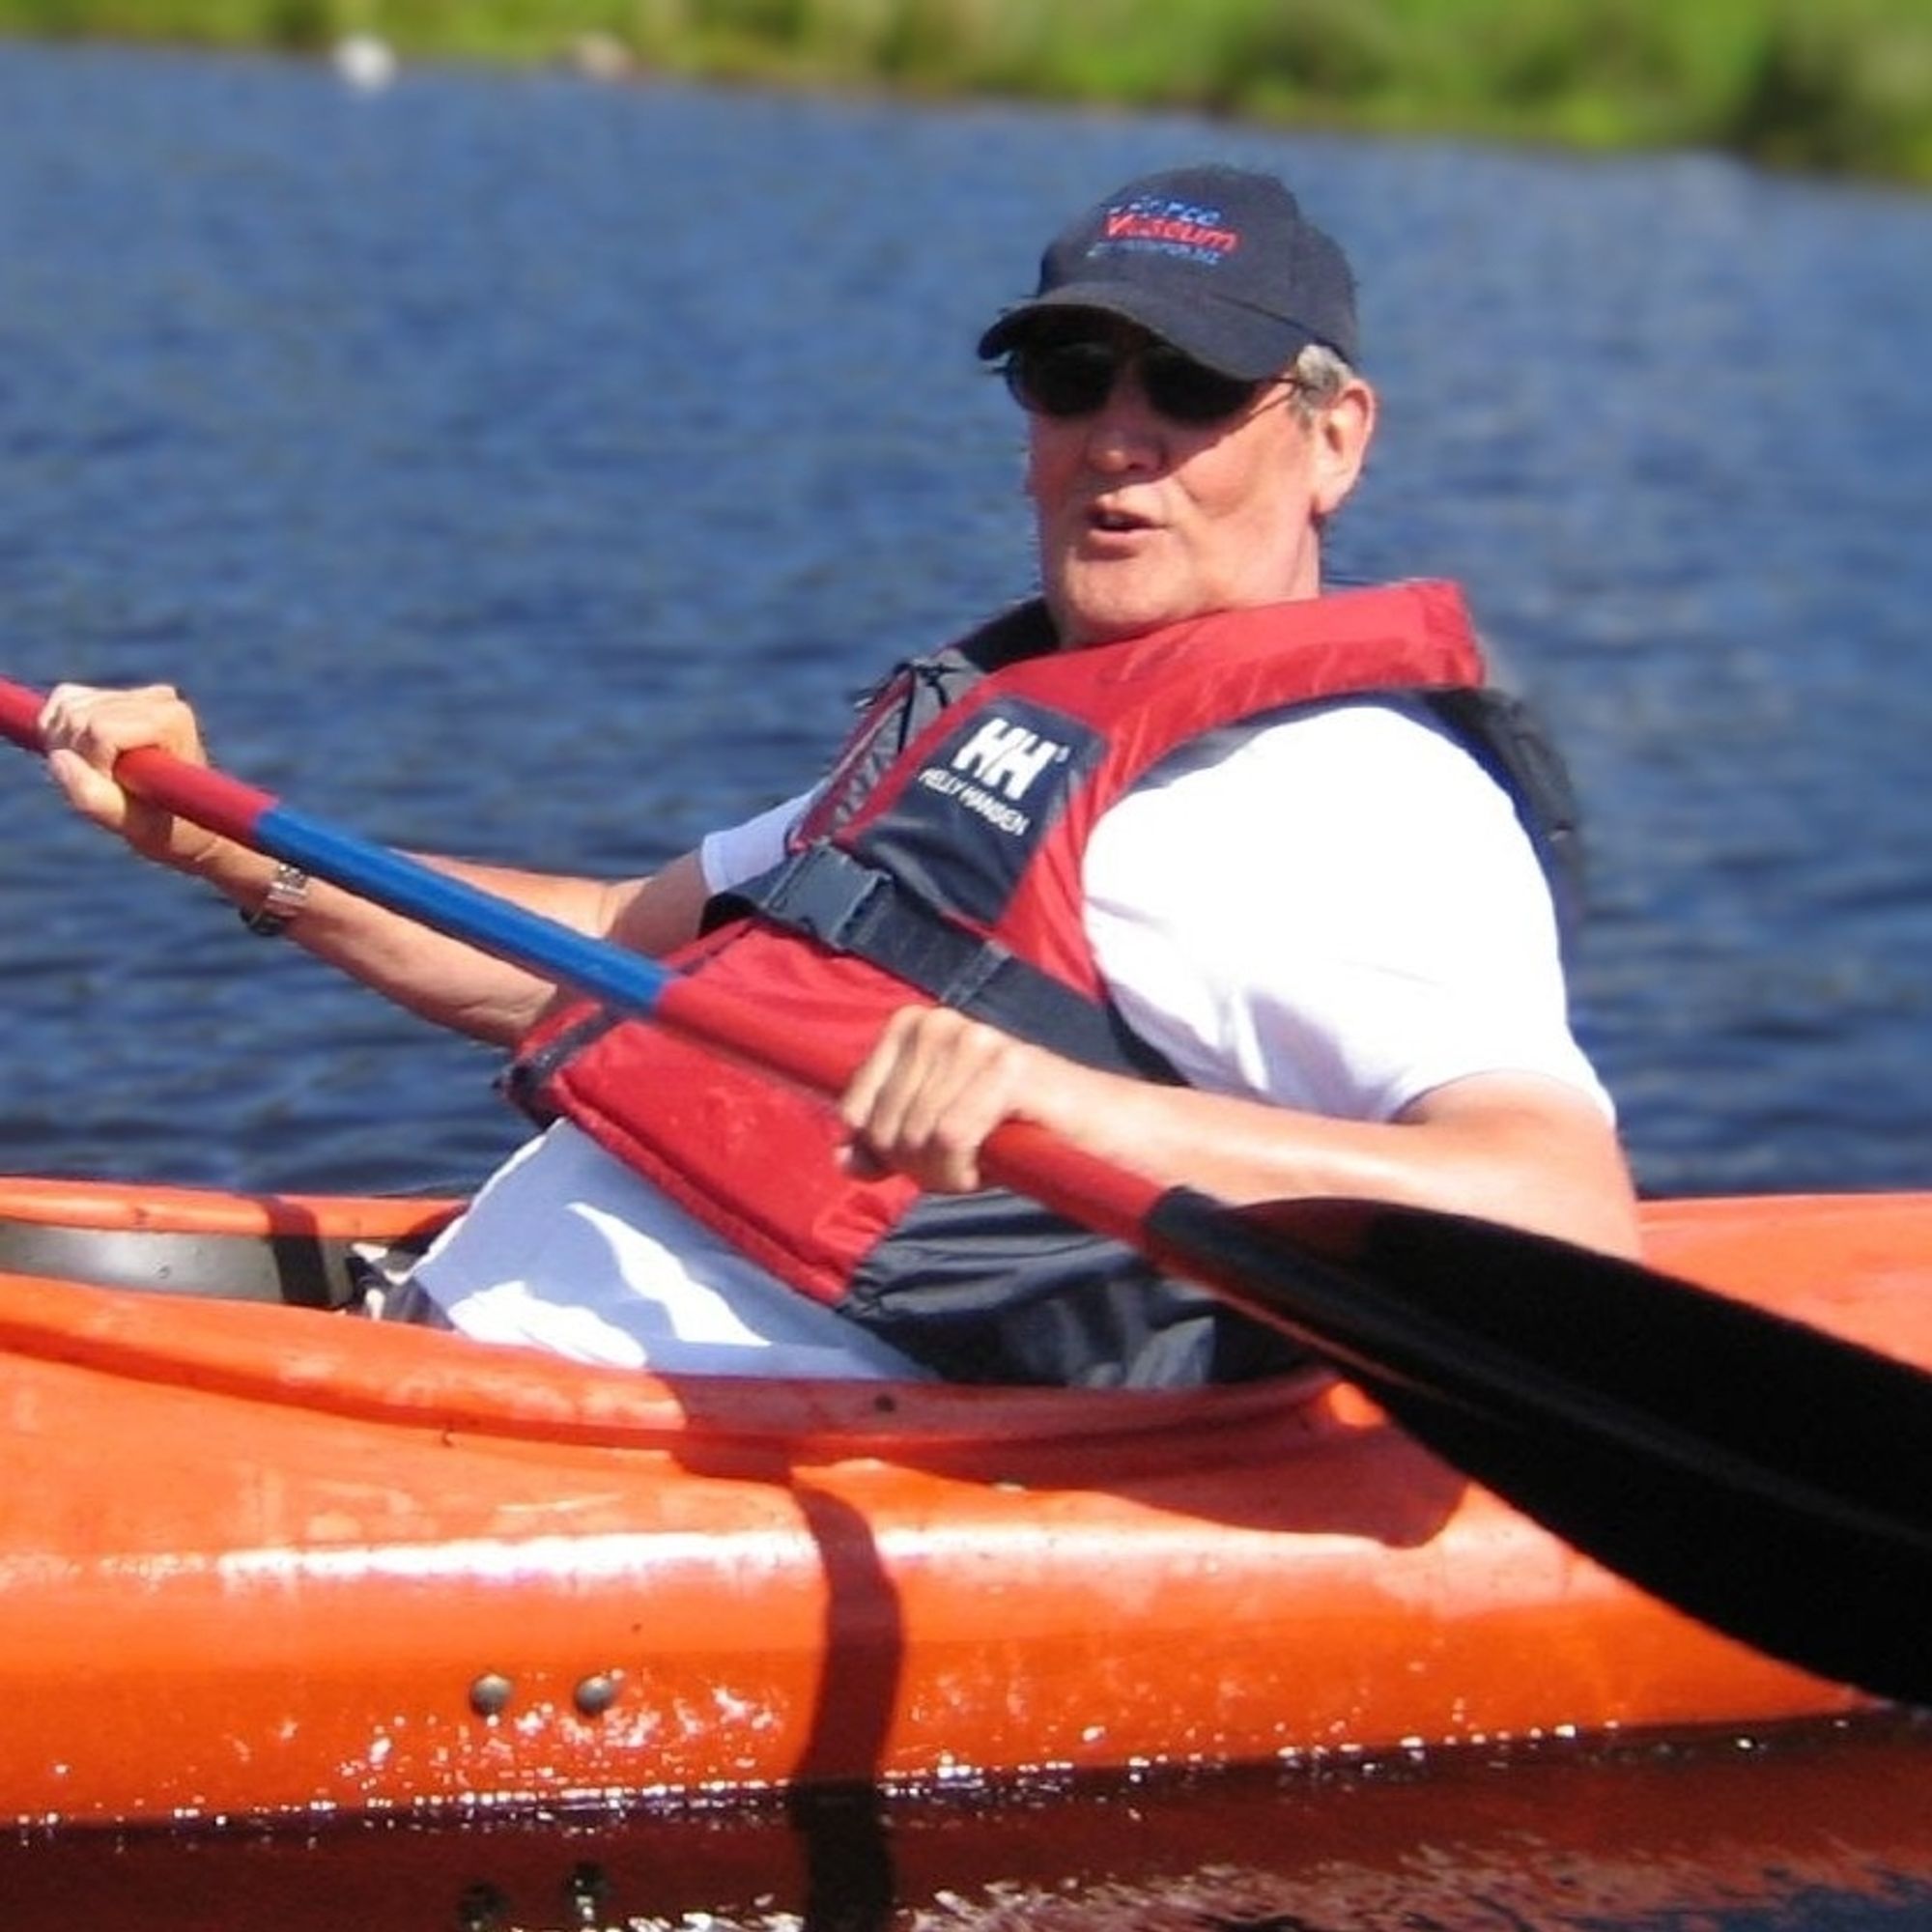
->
[[710, 843, 1181, 1083]]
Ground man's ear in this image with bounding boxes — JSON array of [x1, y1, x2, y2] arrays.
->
[[1311, 379, 1377, 519]]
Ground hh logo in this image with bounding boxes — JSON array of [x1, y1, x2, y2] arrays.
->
[[950, 716, 1068, 802]]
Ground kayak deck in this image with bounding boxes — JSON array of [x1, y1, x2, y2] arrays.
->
[[1, 1176, 1926, 1828]]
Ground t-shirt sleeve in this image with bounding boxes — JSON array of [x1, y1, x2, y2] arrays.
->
[[1081, 700, 1613, 1122], [697, 788, 815, 895]]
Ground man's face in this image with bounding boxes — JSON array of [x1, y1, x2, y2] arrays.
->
[[1017, 324, 1373, 646]]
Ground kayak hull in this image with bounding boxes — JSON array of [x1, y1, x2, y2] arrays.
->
[[1, 1176, 1925, 1828]]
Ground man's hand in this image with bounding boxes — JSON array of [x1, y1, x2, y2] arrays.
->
[[838, 1006, 1069, 1193], [37, 683, 224, 872]]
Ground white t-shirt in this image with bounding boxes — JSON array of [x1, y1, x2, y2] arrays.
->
[[414, 697, 1608, 1374]]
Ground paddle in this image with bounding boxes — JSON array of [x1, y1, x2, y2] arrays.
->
[[4, 674, 1930, 1708]]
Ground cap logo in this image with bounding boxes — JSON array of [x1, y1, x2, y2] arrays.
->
[[1094, 193, 1238, 268]]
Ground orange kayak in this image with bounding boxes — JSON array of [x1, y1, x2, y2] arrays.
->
[[1, 1174, 1927, 1830]]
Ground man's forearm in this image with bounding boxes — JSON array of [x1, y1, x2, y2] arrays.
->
[[208, 838, 629, 1046]]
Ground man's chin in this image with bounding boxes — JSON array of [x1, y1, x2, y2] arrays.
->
[[1047, 576, 1192, 649]]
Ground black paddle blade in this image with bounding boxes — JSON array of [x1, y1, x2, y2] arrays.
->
[[1143, 1190, 1932, 1708]]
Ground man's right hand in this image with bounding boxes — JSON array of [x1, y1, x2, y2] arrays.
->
[[37, 683, 227, 873]]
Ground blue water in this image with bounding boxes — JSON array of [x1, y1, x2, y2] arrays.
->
[[2, 40, 1930, 1930], [4, 43, 1930, 1206]]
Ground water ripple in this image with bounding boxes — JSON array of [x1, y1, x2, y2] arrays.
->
[[1, 45, 1928, 1201]]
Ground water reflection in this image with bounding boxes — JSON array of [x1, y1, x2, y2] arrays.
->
[[6, 1715, 1930, 1929]]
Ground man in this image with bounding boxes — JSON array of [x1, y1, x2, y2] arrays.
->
[[37, 164, 1639, 1385]]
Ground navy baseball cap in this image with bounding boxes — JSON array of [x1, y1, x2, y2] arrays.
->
[[978, 164, 1359, 379]]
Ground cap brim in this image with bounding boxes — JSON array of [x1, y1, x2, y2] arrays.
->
[[977, 282, 1318, 381]]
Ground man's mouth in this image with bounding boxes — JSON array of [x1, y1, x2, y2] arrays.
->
[[1089, 502, 1153, 534]]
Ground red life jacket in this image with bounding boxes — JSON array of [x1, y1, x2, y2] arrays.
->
[[506, 582, 1575, 1387]]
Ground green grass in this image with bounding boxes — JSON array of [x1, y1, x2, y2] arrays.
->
[[4, 0, 1927, 187]]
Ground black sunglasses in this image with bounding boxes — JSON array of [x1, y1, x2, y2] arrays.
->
[[1003, 337, 1281, 426]]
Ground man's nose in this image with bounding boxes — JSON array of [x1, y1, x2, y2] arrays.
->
[[1081, 375, 1166, 469]]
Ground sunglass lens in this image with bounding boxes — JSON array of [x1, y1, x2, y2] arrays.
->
[[1140, 349, 1263, 424], [1005, 340, 1118, 418]]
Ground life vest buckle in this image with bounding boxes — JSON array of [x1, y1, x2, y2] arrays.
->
[[758, 844, 894, 952]]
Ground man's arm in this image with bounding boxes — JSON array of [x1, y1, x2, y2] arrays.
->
[[221, 848, 713, 1046], [838, 1009, 1642, 1258], [36, 683, 713, 1046]]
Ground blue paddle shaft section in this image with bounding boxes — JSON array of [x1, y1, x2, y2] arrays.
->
[[258, 805, 675, 1020]]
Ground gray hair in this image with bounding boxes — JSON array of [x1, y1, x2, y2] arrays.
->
[[1287, 342, 1355, 424]]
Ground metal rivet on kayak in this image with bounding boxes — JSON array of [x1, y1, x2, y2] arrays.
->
[[468, 1672, 515, 1718], [573, 1672, 621, 1718]]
